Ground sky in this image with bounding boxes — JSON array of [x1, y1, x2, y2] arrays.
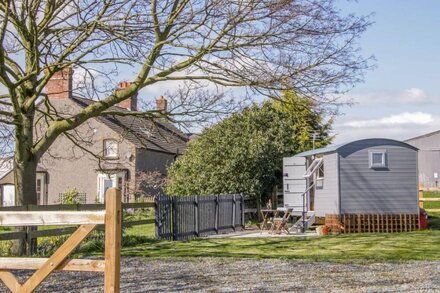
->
[[2, 1, 439, 144], [333, 0, 440, 143]]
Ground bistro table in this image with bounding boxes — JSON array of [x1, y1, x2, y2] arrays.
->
[[259, 209, 279, 231]]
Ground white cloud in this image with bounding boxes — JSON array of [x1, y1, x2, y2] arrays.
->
[[343, 112, 433, 128], [333, 111, 440, 143], [343, 87, 437, 106], [404, 88, 426, 103]]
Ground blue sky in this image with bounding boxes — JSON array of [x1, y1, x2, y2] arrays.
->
[[2, 1, 439, 144], [333, 0, 440, 143]]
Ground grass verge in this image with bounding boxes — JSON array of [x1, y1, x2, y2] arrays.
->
[[422, 191, 440, 209], [77, 212, 440, 263]]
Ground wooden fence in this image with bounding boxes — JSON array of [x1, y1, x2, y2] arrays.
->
[[0, 201, 154, 254], [156, 194, 245, 240], [0, 188, 122, 292], [419, 190, 440, 212]]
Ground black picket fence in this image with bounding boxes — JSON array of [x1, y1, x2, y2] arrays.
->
[[155, 194, 245, 240]]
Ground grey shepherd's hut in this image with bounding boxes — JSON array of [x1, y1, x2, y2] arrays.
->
[[283, 138, 420, 233]]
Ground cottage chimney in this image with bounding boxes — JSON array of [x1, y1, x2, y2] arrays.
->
[[117, 81, 138, 111], [156, 96, 167, 112], [45, 68, 73, 100]]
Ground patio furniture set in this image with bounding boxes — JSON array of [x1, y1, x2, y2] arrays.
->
[[260, 207, 294, 234]]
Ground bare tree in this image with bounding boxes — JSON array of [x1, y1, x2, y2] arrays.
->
[[0, 0, 371, 208], [129, 170, 168, 200]]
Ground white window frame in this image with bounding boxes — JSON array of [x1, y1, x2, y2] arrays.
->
[[103, 139, 118, 158], [97, 171, 126, 203], [2, 184, 15, 206], [316, 163, 324, 179], [303, 157, 323, 178], [369, 150, 387, 169]]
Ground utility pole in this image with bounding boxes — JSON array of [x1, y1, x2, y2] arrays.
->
[[312, 131, 318, 149]]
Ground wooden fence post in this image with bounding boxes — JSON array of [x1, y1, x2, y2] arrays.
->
[[25, 204, 38, 256], [104, 188, 122, 293], [154, 195, 159, 239], [419, 190, 424, 209], [172, 196, 178, 241], [194, 195, 199, 237], [232, 195, 236, 232], [214, 195, 219, 234], [241, 194, 245, 230]]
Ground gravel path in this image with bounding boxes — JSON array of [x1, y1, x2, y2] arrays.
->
[[1, 257, 440, 292]]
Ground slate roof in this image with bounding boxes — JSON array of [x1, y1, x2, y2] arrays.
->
[[0, 158, 47, 180], [71, 96, 188, 154]]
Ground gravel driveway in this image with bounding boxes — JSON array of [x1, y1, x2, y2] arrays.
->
[[1, 257, 440, 292]]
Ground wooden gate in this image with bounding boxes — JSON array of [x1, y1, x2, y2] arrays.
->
[[0, 188, 122, 293]]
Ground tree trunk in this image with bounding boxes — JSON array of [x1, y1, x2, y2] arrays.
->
[[11, 156, 38, 255], [272, 185, 278, 209], [14, 157, 38, 206], [11, 111, 38, 255]]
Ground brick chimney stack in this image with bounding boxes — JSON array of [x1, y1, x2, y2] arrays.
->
[[117, 81, 138, 111], [45, 68, 73, 100], [156, 96, 167, 112]]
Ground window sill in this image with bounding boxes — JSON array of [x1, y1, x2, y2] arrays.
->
[[370, 166, 389, 170], [103, 156, 120, 160]]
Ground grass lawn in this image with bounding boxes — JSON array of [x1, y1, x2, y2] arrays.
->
[[422, 191, 440, 209], [80, 212, 440, 263]]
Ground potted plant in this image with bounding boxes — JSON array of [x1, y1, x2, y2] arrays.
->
[[322, 225, 331, 235]]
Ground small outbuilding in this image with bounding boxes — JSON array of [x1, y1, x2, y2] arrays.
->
[[283, 138, 420, 233]]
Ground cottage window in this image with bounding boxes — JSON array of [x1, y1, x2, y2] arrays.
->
[[369, 150, 387, 168], [104, 139, 118, 158]]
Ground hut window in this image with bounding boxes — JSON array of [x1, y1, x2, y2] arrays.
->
[[369, 150, 387, 168], [317, 163, 324, 179], [304, 157, 323, 178], [316, 163, 324, 189]]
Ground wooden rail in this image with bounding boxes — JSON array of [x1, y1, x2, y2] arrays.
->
[[0, 202, 154, 243], [0, 201, 154, 212], [0, 188, 122, 293], [419, 190, 440, 212]]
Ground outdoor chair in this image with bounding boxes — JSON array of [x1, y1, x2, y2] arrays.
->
[[270, 208, 293, 234]]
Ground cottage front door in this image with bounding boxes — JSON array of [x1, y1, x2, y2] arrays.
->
[[97, 171, 127, 203]]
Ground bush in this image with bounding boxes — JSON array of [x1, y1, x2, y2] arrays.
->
[[61, 187, 83, 204]]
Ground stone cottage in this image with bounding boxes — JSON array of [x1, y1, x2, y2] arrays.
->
[[0, 69, 188, 205]]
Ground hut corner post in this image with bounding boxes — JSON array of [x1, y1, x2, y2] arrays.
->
[[104, 188, 122, 293], [419, 190, 424, 209]]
